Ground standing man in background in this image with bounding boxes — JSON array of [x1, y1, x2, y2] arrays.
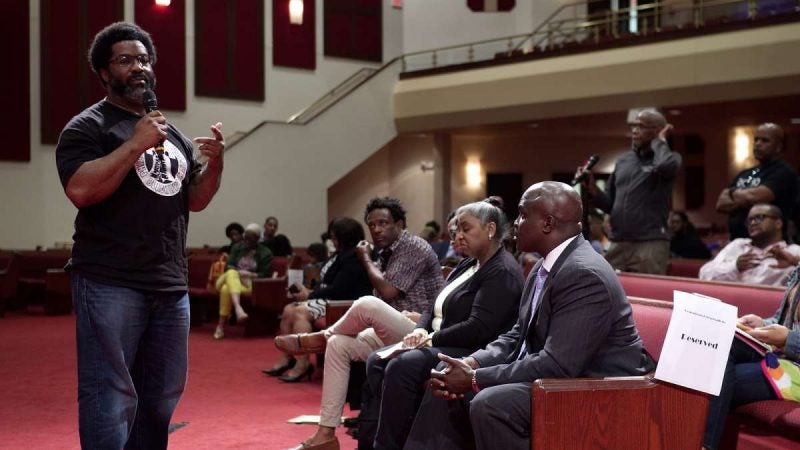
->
[[56, 22, 225, 449], [576, 109, 681, 274], [716, 123, 796, 240]]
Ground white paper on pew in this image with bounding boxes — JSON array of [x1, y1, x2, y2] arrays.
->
[[286, 269, 304, 298], [654, 290, 737, 396]]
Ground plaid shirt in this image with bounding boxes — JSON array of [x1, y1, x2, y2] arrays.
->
[[377, 230, 444, 313]]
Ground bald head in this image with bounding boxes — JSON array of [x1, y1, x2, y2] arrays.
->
[[515, 181, 583, 255], [631, 109, 667, 149], [523, 181, 583, 227]]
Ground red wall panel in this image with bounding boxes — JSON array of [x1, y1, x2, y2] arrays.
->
[[324, 0, 382, 63], [195, 0, 264, 101], [40, 0, 123, 144], [135, 0, 186, 111], [273, 0, 316, 70], [0, 0, 30, 161]]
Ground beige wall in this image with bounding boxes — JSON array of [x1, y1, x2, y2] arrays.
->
[[328, 135, 438, 238]]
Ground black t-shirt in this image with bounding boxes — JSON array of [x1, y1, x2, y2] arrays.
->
[[727, 159, 798, 240], [56, 100, 200, 291]]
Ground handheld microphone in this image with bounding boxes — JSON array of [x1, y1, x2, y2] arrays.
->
[[142, 89, 165, 153], [571, 154, 600, 185]]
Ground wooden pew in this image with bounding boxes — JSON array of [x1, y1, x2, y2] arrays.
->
[[13, 250, 71, 310], [531, 297, 709, 449]]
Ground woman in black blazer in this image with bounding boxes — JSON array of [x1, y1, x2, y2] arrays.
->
[[363, 198, 524, 450], [264, 217, 373, 382]]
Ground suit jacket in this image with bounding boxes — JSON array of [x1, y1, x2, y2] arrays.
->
[[471, 235, 654, 387], [417, 248, 523, 350]]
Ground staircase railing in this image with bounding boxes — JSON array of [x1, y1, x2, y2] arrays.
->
[[287, 67, 378, 124]]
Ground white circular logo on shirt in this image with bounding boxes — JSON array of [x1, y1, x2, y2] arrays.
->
[[134, 140, 188, 197]]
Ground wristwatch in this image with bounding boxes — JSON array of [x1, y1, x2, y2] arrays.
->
[[471, 370, 480, 393]]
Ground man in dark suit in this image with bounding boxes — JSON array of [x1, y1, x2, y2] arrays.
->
[[404, 181, 655, 450]]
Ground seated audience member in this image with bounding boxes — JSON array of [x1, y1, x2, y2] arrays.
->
[[303, 242, 330, 288], [213, 223, 273, 339], [264, 217, 373, 382], [261, 216, 279, 244], [441, 212, 464, 267], [259, 215, 294, 257], [403, 181, 654, 450], [588, 210, 611, 254], [703, 266, 800, 450], [427, 220, 451, 261], [669, 211, 711, 259], [219, 222, 244, 254], [364, 198, 525, 449], [269, 234, 293, 258], [274, 197, 444, 450], [699, 204, 800, 286]]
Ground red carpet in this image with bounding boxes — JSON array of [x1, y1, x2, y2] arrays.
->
[[0, 311, 358, 449]]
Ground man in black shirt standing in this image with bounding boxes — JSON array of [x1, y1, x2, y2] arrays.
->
[[716, 123, 797, 240], [576, 109, 681, 274], [55, 22, 225, 449]]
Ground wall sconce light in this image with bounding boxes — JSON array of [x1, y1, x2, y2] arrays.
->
[[289, 0, 304, 25], [466, 160, 482, 188], [420, 161, 435, 172], [155, 0, 171, 6], [731, 127, 753, 170]]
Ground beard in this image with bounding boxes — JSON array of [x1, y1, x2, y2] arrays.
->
[[108, 72, 156, 105]]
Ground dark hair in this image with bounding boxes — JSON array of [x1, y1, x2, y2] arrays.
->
[[364, 197, 407, 226], [670, 210, 696, 233], [270, 234, 293, 257], [424, 220, 441, 234], [225, 222, 244, 239], [331, 217, 365, 249], [88, 22, 157, 86], [265, 216, 278, 225], [307, 243, 329, 263], [456, 197, 510, 244]]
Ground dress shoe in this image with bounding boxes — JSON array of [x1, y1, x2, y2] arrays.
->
[[262, 358, 296, 376], [274, 331, 327, 355], [278, 364, 314, 383], [287, 436, 339, 450]]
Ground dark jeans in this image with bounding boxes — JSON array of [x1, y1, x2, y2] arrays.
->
[[703, 339, 776, 450], [72, 273, 190, 450], [365, 346, 471, 450]]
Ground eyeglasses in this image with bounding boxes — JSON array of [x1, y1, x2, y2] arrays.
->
[[109, 54, 152, 67], [747, 213, 778, 224]]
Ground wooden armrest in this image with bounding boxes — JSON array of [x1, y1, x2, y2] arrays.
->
[[532, 376, 708, 450], [326, 300, 355, 325], [251, 277, 289, 311]]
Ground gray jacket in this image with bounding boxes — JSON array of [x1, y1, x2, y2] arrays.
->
[[591, 138, 681, 241]]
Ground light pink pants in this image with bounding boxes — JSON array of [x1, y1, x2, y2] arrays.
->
[[319, 296, 416, 427]]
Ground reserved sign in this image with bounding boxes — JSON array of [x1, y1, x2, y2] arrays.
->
[[654, 291, 737, 396]]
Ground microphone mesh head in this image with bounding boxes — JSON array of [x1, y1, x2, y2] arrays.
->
[[142, 89, 158, 113]]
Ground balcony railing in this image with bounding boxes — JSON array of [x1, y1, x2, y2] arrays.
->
[[401, 0, 800, 75]]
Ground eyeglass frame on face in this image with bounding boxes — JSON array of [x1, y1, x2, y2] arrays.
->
[[747, 213, 778, 224], [108, 54, 152, 68]]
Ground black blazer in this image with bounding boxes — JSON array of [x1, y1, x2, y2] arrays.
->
[[417, 247, 523, 350], [472, 235, 654, 387], [308, 247, 373, 301]]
